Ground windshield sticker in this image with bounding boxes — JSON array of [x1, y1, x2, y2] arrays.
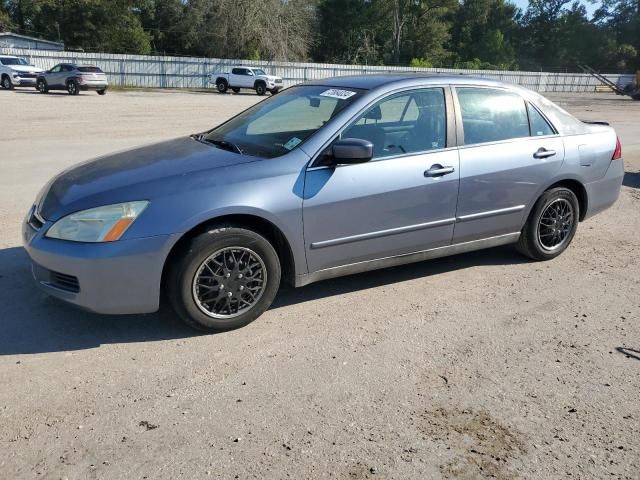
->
[[283, 137, 302, 151], [319, 89, 357, 100]]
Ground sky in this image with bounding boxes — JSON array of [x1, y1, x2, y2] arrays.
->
[[512, 0, 600, 17]]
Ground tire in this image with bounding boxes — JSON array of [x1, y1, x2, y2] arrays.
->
[[516, 187, 579, 261], [216, 79, 228, 93], [231, 87, 240, 93], [67, 80, 79, 95], [36, 79, 48, 94], [1, 74, 13, 90], [270, 88, 280, 95], [97, 89, 107, 95], [167, 226, 281, 332], [255, 82, 266, 96]]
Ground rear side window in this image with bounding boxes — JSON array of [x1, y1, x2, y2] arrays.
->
[[78, 66, 102, 73], [457, 87, 529, 145], [527, 103, 555, 136]]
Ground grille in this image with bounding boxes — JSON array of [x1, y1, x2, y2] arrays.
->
[[18, 73, 36, 79], [275, 79, 283, 84], [50, 272, 80, 293]]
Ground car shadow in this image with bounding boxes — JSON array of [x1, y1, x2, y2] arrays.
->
[[623, 171, 640, 189], [0, 244, 526, 356]]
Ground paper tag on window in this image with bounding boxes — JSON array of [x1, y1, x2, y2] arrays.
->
[[319, 89, 357, 100], [283, 137, 302, 151]]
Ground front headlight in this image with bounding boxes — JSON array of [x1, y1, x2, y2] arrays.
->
[[46, 201, 149, 243]]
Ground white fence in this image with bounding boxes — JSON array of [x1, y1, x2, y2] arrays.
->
[[1, 47, 635, 93]]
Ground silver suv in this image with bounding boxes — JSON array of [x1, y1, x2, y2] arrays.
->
[[36, 63, 108, 95]]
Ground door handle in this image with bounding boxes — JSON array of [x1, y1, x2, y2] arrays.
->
[[425, 164, 455, 177], [533, 148, 556, 159]]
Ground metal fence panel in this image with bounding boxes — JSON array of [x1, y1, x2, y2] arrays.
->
[[1, 47, 634, 92]]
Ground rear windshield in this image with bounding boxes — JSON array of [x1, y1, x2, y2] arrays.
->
[[78, 66, 103, 73]]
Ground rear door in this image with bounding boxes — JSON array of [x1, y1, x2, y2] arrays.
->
[[303, 87, 460, 273], [230, 68, 252, 88], [452, 86, 565, 243]]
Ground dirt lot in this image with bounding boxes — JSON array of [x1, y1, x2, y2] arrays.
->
[[1, 88, 639, 480]]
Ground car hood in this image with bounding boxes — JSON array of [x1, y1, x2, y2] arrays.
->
[[11, 65, 42, 74], [261, 75, 281, 81], [38, 137, 260, 220]]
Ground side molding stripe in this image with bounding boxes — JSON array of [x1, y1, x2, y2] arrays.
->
[[456, 205, 525, 222], [310, 218, 456, 249]]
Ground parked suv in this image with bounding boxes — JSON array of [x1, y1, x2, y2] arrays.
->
[[36, 63, 108, 95], [210, 66, 283, 95], [0, 55, 43, 89]]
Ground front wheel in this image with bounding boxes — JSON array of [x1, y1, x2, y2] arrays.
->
[[97, 89, 107, 95], [255, 83, 266, 96], [231, 87, 240, 93], [36, 79, 48, 94], [1, 75, 13, 90], [516, 187, 579, 261], [167, 226, 281, 332], [270, 88, 280, 95]]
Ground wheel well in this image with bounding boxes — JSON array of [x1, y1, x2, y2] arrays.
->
[[216, 77, 227, 84], [1, 73, 8, 79], [161, 214, 296, 290], [547, 179, 588, 221], [254, 80, 266, 88]]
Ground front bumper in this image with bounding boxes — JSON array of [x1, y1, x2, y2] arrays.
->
[[13, 76, 37, 86], [23, 214, 180, 314]]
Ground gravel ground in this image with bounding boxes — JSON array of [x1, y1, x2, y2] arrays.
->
[[1, 88, 639, 480]]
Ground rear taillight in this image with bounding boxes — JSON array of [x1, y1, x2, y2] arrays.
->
[[612, 136, 622, 160]]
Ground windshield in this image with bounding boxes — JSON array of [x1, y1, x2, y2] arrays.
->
[[203, 85, 364, 158], [253, 69, 266, 76], [1, 57, 29, 66]]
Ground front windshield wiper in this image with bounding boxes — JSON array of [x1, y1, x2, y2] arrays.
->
[[192, 134, 243, 154]]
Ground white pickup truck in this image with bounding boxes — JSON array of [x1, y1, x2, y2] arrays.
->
[[210, 66, 283, 96], [0, 55, 43, 89]]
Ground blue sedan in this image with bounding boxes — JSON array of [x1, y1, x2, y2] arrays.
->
[[23, 75, 624, 331]]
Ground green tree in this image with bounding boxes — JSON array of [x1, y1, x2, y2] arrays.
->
[[451, 0, 519, 69]]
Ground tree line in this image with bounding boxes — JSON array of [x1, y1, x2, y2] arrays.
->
[[1, 0, 639, 72]]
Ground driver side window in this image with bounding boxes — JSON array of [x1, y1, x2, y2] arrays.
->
[[341, 88, 446, 160]]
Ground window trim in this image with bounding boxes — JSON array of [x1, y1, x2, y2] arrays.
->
[[452, 85, 560, 148], [308, 85, 456, 169], [526, 101, 558, 137]]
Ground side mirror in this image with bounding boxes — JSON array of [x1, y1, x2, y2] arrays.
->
[[331, 138, 373, 165]]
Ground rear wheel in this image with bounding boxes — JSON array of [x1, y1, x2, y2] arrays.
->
[[36, 79, 48, 94], [1, 74, 13, 90], [516, 187, 579, 261], [67, 80, 79, 95], [255, 82, 266, 96], [216, 79, 228, 93], [167, 226, 281, 332]]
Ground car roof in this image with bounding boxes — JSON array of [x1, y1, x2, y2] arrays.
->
[[0, 55, 19, 58], [302, 73, 516, 91]]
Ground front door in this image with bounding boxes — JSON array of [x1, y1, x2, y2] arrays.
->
[[452, 86, 565, 243], [303, 87, 460, 273]]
